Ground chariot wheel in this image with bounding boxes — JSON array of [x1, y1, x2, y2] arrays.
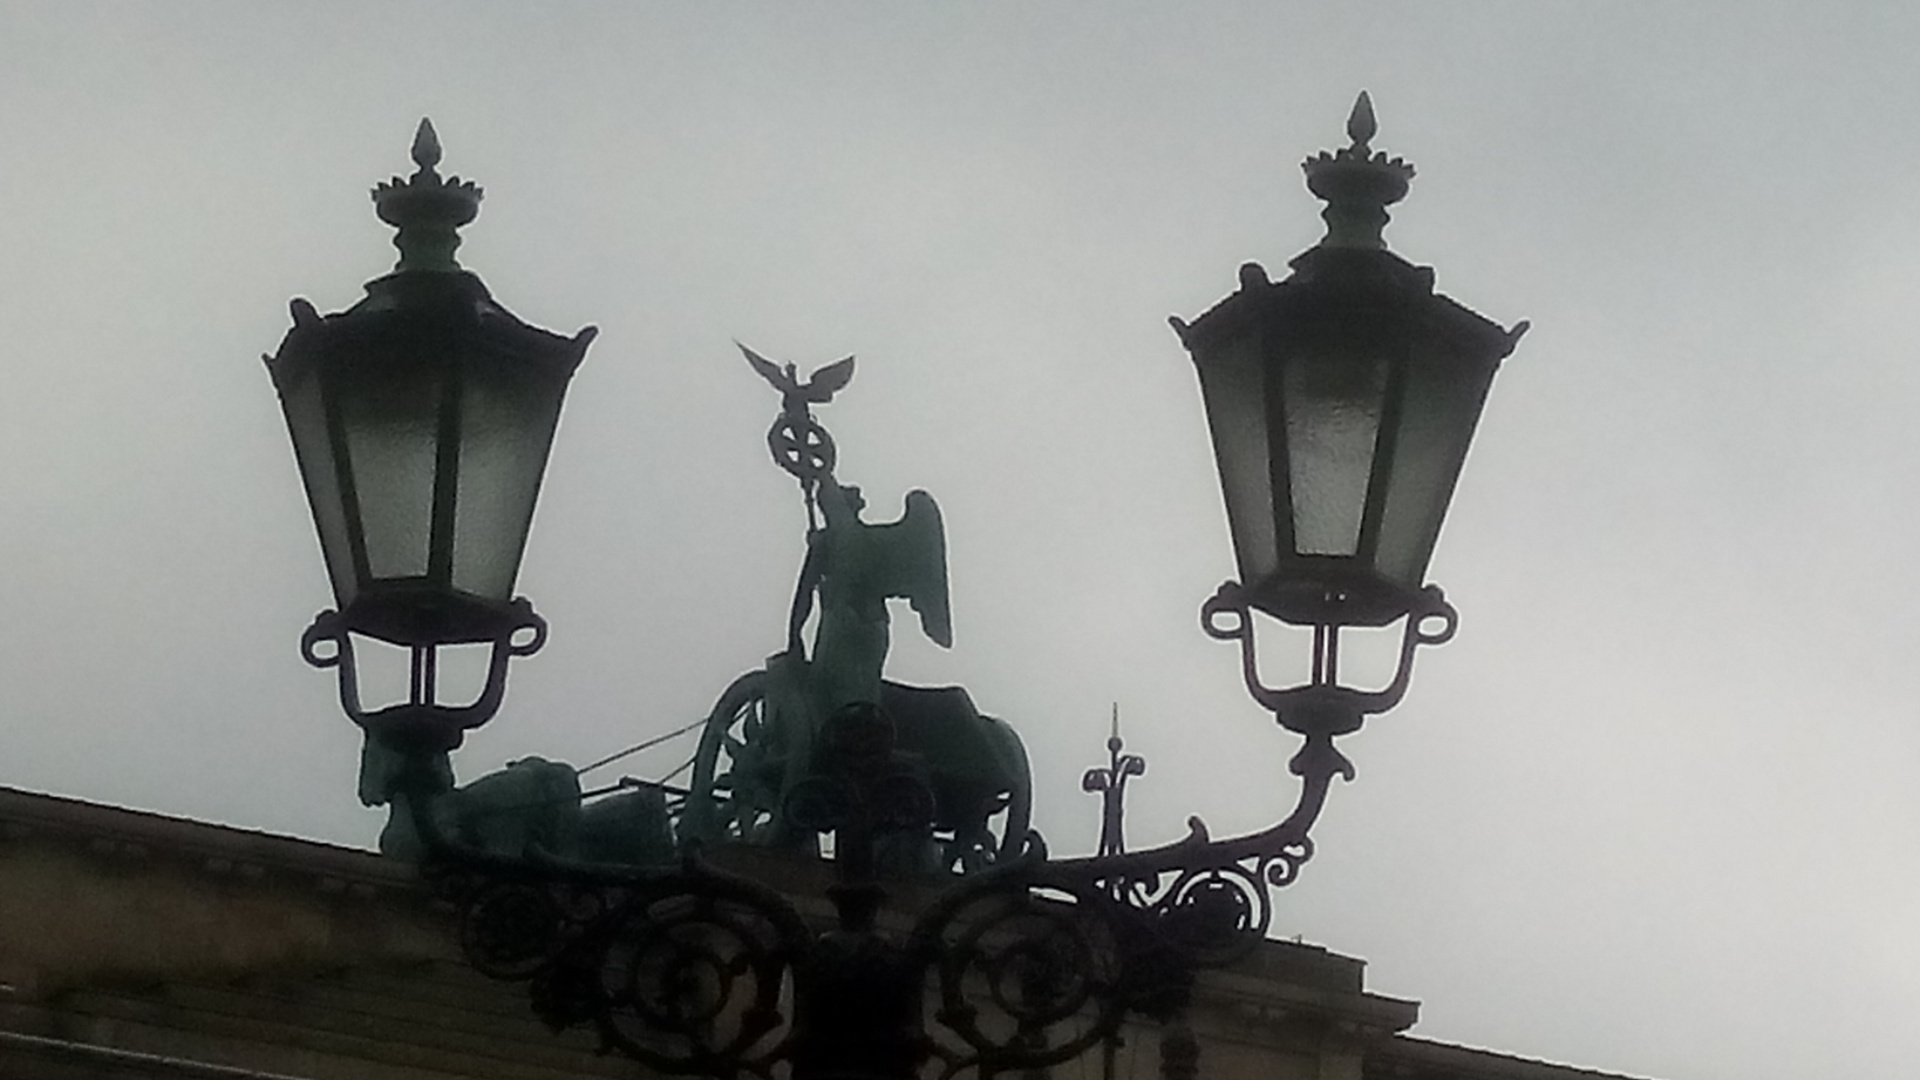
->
[[680, 670, 787, 846]]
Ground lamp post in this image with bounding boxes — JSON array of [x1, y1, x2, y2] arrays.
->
[[267, 97, 1522, 1080]]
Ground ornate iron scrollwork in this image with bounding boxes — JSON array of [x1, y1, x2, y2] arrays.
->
[[400, 578, 1461, 1080], [417, 815, 809, 1077]]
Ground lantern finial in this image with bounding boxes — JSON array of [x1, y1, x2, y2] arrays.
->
[[411, 117, 443, 172], [372, 117, 482, 273], [1302, 92, 1414, 251], [1347, 91, 1377, 150]]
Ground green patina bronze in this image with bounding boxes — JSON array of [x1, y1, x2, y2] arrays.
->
[[791, 472, 950, 717], [677, 346, 1030, 872], [359, 743, 675, 866]]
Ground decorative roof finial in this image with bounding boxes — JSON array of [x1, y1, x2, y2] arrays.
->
[[1083, 704, 1146, 860], [1347, 91, 1377, 151], [411, 117, 442, 173], [372, 117, 482, 273], [1302, 91, 1414, 251]]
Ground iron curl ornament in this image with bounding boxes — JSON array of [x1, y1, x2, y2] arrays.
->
[[399, 704, 1236, 1080], [413, 807, 807, 1078]]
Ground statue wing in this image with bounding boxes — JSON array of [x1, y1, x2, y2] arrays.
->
[[803, 355, 857, 402], [737, 341, 790, 391], [871, 489, 952, 648]]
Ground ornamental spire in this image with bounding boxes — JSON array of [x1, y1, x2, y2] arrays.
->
[[1082, 704, 1146, 860], [411, 117, 443, 171], [371, 117, 483, 272], [1301, 92, 1415, 251]]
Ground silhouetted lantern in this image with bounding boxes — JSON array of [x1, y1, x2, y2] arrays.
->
[[267, 120, 594, 743], [1174, 94, 1526, 627]]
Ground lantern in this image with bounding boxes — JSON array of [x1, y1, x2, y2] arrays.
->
[[267, 120, 594, 746], [1174, 94, 1525, 628]]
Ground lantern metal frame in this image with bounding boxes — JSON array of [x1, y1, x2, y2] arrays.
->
[[1172, 93, 1527, 633], [1167, 93, 1524, 786], [267, 120, 594, 753]]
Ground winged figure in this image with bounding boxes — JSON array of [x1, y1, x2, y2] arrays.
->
[[739, 342, 857, 424], [788, 474, 951, 717]]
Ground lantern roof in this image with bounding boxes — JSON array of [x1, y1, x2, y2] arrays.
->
[[1170, 94, 1527, 361], [1171, 252, 1524, 362], [265, 121, 596, 391], [266, 271, 593, 395]]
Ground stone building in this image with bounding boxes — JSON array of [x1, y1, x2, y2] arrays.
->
[[0, 785, 1651, 1080]]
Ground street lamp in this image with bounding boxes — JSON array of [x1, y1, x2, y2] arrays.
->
[[1173, 91, 1526, 764], [266, 119, 596, 757], [268, 97, 1522, 1080]]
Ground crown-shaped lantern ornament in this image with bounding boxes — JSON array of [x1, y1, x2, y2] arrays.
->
[[373, 119, 484, 273], [1301, 92, 1416, 250]]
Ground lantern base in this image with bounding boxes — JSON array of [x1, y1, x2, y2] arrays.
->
[[299, 597, 548, 750], [1238, 568, 1425, 628], [1201, 579, 1457, 722], [338, 582, 545, 648]]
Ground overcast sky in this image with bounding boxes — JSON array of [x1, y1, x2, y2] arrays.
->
[[7, 5, 1920, 1078]]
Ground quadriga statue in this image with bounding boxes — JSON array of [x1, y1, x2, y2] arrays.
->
[[676, 348, 1034, 873]]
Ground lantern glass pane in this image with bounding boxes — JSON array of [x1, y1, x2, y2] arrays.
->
[[1373, 346, 1495, 587], [1196, 334, 1279, 584], [281, 371, 358, 605], [451, 366, 563, 600], [1283, 350, 1387, 557], [339, 361, 444, 581]]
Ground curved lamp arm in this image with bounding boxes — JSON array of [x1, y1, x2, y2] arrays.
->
[[1025, 580, 1459, 958]]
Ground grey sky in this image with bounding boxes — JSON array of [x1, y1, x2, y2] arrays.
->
[[3, 5, 1918, 1078]]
